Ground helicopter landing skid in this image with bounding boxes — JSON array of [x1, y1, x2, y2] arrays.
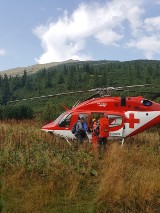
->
[[121, 137, 125, 146], [64, 137, 72, 146]]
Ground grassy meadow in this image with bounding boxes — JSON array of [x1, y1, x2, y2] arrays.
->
[[0, 120, 160, 213]]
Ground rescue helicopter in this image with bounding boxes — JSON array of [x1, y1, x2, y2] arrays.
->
[[9, 84, 160, 143]]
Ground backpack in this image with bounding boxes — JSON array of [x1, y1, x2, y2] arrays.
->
[[71, 122, 77, 134]]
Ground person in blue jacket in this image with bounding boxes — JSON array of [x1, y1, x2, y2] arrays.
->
[[74, 117, 86, 143]]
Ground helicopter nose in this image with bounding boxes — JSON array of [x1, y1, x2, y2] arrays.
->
[[41, 121, 55, 132]]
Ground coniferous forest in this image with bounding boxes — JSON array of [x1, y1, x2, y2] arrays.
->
[[0, 60, 160, 121]]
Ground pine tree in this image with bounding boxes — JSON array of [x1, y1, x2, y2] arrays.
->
[[11, 75, 21, 91], [45, 72, 53, 88], [21, 70, 27, 87], [25, 78, 34, 91], [0, 75, 2, 88], [58, 74, 64, 84], [1, 74, 10, 104]]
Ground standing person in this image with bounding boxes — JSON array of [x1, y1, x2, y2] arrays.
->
[[83, 117, 91, 142], [91, 119, 98, 149], [74, 117, 86, 143], [96, 116, 109, 155], [82, 117, 88, 132]]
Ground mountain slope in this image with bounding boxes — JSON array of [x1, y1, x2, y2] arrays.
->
[[0, 59, 79, 77]]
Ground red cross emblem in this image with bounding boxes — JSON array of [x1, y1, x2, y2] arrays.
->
[[125, 113, 140, 128]]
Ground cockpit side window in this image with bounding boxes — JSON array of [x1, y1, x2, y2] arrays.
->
[[107, 115, 123, 127], [142, 100, 152, 106], [59, 113, 72, 127]]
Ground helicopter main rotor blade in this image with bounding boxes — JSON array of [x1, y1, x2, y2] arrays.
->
[[7, 89, 97, 104], [82, 92, 101, 102], [7, 84, 156, 104], [115, 84, 153, 90]]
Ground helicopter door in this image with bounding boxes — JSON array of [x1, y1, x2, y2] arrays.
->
[[106, 114, 125, 138]]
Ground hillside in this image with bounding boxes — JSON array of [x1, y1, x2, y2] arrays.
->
[[0, 59, 160, 120], [0, 59, 80, 77]]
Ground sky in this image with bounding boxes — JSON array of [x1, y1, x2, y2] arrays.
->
[[0, 0, 160, 71]]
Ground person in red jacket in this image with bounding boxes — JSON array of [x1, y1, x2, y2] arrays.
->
[[95, 116, 109, 154], [91, 119, 98, 149]]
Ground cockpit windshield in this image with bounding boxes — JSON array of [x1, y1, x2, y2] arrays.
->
[[59, 113, 72, 127], [53, 112, 66, 125]]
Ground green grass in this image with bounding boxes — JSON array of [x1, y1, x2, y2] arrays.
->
[[0, 121, 160, 212]]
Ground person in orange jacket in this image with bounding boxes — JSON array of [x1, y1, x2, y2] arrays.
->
[[95, 116, 109, 154]]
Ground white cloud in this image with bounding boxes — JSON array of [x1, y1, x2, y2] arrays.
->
[[34, 0, 144, 64], [0, 48, 6, 56], [156, 0, 160, 4], [95, 30, 123, 46], [144, 16, 160, 32], [125, 6, 144, 34], [126, 15, 160, 58], [127, 35, 160, 59]]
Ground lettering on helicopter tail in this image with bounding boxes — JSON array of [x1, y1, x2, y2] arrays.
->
[[97, 103, 107, 107], [125, 113, 140, 128], [110, 132, 121, 136]]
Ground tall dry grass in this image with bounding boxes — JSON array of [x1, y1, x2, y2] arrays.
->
[[0, 120, 160, 212], [96, 130, 160, 213]]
